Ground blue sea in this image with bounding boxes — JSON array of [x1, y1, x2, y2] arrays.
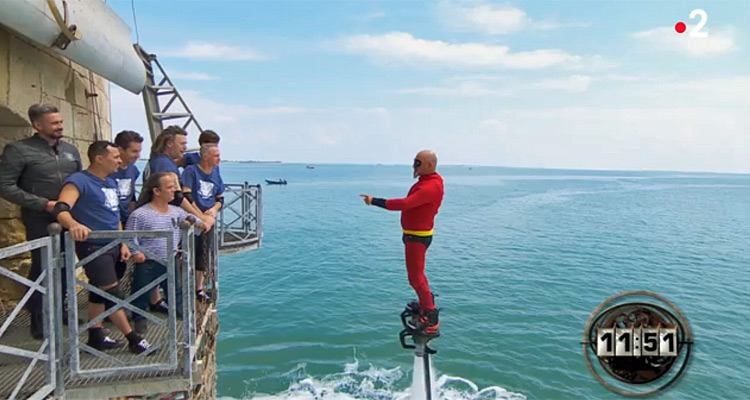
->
[[212, 163, 750, 400]]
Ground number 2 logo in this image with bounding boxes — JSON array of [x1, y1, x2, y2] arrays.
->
[[689, 9, 708, 38]]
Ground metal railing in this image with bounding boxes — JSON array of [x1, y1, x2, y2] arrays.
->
[[0, 237, 57, 400], [134, 181, 263, 253], [0, 179, 259, 396], [62, 229, 182, 379], [219, 182, 263, 252]]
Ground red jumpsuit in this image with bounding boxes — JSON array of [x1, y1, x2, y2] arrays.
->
[[384, 173, 444, 311]]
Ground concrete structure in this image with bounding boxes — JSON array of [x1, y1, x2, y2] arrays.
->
[[0, 24, 111, 303]]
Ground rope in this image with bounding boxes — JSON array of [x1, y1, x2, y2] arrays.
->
[[131, 0, 140, 44]]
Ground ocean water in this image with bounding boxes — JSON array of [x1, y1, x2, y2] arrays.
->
[[213, 164, 750, 400]]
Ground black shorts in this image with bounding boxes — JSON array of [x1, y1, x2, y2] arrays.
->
[[75, 242, 120, 287], [402, 234, 433, 249], [194, 228, 214, 272]]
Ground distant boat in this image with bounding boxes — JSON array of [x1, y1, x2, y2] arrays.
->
[[306, 165, 315, 169], [265, 179, 287, 185]]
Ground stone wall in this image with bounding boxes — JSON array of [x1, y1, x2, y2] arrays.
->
[[0, 25, 112, 302], [194, 309, 219, 400]]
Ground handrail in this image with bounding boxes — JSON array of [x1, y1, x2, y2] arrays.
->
[[0, 237, 57, 399]]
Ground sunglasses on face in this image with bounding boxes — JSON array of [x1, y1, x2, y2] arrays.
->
[[413, 159, 422, 168]]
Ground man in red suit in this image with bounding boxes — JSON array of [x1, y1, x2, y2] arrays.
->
[[361, 150, 444, 335]]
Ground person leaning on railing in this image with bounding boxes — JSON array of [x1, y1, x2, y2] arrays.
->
[[0, 103, 82, 339], [126, 171, 206, 334], [53, 140, 151, 354], [181, 143, 224, 303], [145, 126, 216, 232]]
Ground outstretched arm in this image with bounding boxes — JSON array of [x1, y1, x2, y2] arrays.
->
[[359, 188, 432, 211]]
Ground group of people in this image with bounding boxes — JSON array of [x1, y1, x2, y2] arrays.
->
[[2, 100, 444, 353], [0, 103, 226, 354]]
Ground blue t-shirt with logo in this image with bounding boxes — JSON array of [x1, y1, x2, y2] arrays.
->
[[147, 153, 180, 181], [181, 165, 225, 212], [109, 163, 140, 223], [64, 171, 121, 243]]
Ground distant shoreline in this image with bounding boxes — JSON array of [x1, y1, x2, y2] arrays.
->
[[134, 159, 749, 175]]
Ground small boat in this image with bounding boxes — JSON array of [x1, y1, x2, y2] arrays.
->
[[265, 179, 287, 185], [306, 165, 315, 169]]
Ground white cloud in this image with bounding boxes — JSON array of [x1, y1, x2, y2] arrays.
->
[[462, 107, 749, 172], [632, 26, 736, 57], [163, 41, 267, 61], [531, 74, 592, 92], [361, 11, 386, 21], [169, 71, 219, 81], [110, 87, 393, 162], [437, 1, 590, 35], [397, 74, 593, 96], [395, 82, 509, 96], [563, 55, 618, 72], [533, 21, 592, 30], [479, 118, 508, 134], [337, 32, 580, 69], [440, 3, 528, 35]]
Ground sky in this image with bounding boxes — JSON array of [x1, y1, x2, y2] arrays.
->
[[107, 0, 749, 173]]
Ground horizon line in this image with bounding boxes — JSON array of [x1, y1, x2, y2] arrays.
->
[[219, 161, 750, 176]]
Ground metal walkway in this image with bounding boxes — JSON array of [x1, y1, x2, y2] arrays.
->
[[0, 261, 192, 399]]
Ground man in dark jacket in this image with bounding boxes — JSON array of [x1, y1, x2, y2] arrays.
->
[[0, 103, 81, 339]]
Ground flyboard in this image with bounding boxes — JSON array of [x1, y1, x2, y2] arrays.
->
[[399, 301, 439, 400]]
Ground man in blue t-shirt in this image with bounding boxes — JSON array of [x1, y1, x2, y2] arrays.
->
[[109, 130, 143, 281], [146, 126, 215, 231], [55, 141, 151, 354], [181, 143, 224, 303], [179, 129, 220, 167]]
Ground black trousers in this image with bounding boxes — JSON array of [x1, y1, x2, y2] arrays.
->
[[21, 211, 67, 315]]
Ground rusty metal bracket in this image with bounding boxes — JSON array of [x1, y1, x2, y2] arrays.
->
[[47, 0, 82, 50]]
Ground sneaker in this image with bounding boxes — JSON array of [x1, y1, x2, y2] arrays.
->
[[89, 335, 119, 351], [149, 299, 169, 314], [196, 290, 212, 303], [129, 337, 152, 354], [134, 319, 148, 335]]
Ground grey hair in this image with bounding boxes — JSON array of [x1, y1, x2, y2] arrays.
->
[[199, 143, 218, 157], [28, 103, 59, 124]]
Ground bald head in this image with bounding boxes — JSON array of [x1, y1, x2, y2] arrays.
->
[[413, 149, 437, 178]]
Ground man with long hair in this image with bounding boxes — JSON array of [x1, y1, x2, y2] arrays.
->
[[127, 172, 204, 334], [146, 126, 215, 232]]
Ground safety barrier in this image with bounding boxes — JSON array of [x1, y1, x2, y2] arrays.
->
[[0, 237, 57, 399]]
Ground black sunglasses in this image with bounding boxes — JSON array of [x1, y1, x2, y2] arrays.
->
[[413, 159, 422, 168]]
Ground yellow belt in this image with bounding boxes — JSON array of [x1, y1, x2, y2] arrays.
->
[[402, 229, 434, 237]]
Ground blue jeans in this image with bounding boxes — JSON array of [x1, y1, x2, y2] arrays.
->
[[131, 259, 182, 321]]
